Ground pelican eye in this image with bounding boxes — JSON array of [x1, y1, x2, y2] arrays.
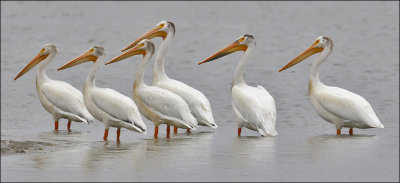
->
[[89, 48, 94, 53], [137, 43, 145, 48], [41, 48, 45, 52], [238, 37, 245, 43]]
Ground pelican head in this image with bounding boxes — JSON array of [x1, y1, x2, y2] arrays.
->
[[14, 44, 57, 80], [121, 20, 174, 52], [57, 46, 104, 71], [106, 39, 155, 65], [279, 36, 332, 72], [198, 34, 255, 65]]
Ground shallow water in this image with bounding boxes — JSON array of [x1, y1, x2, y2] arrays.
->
[[1, 1, 399, 182]]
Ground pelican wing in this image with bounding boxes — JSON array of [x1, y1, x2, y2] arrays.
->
[[257, 85, 277, 122], [158, 79, 212, 110], [315, 86, 382, 127], [232, 85, 277, 135], [90, 87, 141, 123], [41, 81, 87, 116], [137, 86, 191, 120], [156, 79, 214, 122]]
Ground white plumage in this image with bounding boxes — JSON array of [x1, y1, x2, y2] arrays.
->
[[89, 88, 144, 129], [156, 79, 215, 127], [199, 34, 278, 137], [279, 36, 384, 134], [57, 46, 146, 142], [41, 81, 93, 123], [14, 44, 94, 131], [311, 85, 384, 129], [106, 39, 197, 138], [120, 21, 217, 133], [136, 85, 197, 129], [232, 85, 277, 136]]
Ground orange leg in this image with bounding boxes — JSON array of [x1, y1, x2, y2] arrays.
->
[[166, 125, 171, 138], [103, 129, 109, 141], [336, 129, 341, 135], [174, 126, 178, 134], [67, 120, 71, 132], [117, 128, 121, 142], [55, 121, 59, 131], [186, 129, 191, 134], [238, 128, 242, 137], [349, 128, 353, 135], [154, 126, 159, 139]]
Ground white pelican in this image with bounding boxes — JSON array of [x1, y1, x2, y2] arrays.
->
[[121, 21, 217, 134], [57, 46, 147, 142], [14, 44, 94, 131], [198, 34, 278, 137], [279, 36, 384, 135], [106, 39, 197, 138]]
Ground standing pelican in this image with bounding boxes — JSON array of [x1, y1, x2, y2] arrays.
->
[[279, 36, 384, 134], [57, 46, 147, 142], [121, 21, 217, 134], [14, 44, 94, 131], [106, 39, 197, 138], [198, 34, 278, 137]]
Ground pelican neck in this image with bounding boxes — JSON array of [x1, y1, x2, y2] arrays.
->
[[135, 51, 154, 87], [85, 55, 105, 88], [153, 31, 174, 83], [232, 44, 254, 87], [309, 44, 332, 89]]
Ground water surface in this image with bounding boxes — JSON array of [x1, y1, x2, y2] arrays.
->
[[1, 1, 399, 182]]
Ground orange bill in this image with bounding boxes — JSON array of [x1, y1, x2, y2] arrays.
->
[[14, 49, 49, 80], [121, 27, 167, 52], [106, 44, 146, 65], [58, 49, 97, 71], [279, 41, 323, 72], [198, 42, 247, 65]]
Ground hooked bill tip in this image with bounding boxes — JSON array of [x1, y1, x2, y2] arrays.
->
[[14, 74, 22, 80]]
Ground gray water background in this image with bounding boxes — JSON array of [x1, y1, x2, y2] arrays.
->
[[1, 1, 399, 182]]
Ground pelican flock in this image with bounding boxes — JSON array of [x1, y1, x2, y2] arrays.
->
[[279, 36, 384, 134], [199, 34, 278, 137], [106, 39, 197, 138], [121, 21, 217, 134], [14, 44, 94, 131], [57, 46, 147, 142], [14, 22, 383, 140]]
